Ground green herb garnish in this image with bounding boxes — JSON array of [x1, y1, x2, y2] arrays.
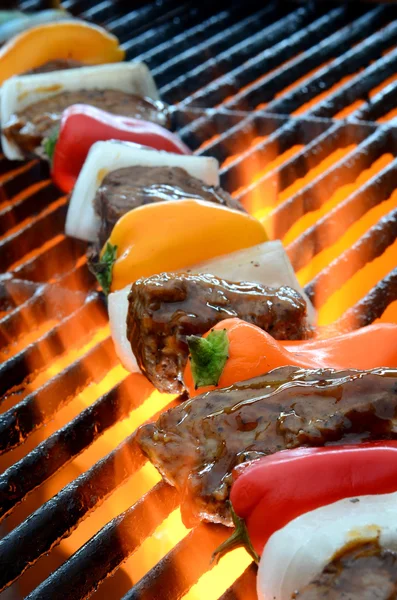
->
[[187, 328, 229, 389], [43, 127, 59, 162], [88, 242, 117, 296]]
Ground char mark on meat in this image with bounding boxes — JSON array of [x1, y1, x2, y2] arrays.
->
[[127, 272, 310, 393], [135, 367, 397, 527]]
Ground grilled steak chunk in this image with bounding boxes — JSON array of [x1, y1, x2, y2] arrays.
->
[[135, 367, 397, 526], [295, 541, 397, 599], [127, 273, 310, 393], [3, 90, 169, 155], [94, 166, 243, 245]]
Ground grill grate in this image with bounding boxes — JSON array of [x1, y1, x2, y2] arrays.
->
[[1, 1, 397, 599]]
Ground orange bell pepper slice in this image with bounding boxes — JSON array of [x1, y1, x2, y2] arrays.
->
[[0, 21, 124, 84], [184, 318, 397, 397], [107, 199, 268, 292]]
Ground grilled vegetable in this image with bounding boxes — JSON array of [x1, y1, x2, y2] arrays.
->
[[103, 200, 268, 292], [227, 442, 397, 560], [184, 318, 397, 396], [1, 62, 158, 160], [45, 104, 191, 193], [66, 143, 220, 243], [135, 367, 397, 526], [0, 20, 124, 85], [256, 460, 397, 598], [108, 241, 314, 375]]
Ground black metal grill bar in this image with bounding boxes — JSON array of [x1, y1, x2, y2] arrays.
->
[[10, 234, 88, 285], [176, 5, 354, 108], [218, 564, 258, 600], [0, 159, 41, 195], [0, 371, 153, 523], [0, 278, 38, 320], [108, 1, 195, 46], [0, 284, 45, 351], [231, 121, 346, 204], [122, 524, 228, 600], [227, 120, 355, 206], [149, 2, 284, 90], [161, 3, 332, 105], [0, 199, 67, 272], [349, 79, 397, 123], [54, 260, 96, 293], [86, 0, 184, 42], [0, 182, 56, 237], [220, 119, 335, 194], [0, 400, 177, 593], [337, 267, 397, 330], [0, 334, 114, 458], [0, 156, 28, 177], [121, 4, 212, 64], [28, 482, 179, 600], [221, 5, 389, 113], [0, 293, 106, 399], [126, 3, 269, 75], [287, 155, 397, 272], [306, 45, 397, 119], [255, 7, 393, 116], [177, 110, 254, 162], [306, 208, 397, 307], [267, 125, 389, 241]]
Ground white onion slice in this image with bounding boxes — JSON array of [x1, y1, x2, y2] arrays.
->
[[184, 240, 316, 325], [1, 61, 158, 160], [108, 285, 139, 373], [108, 241, 315, 374], [258, 491, 397, 600], [65, 141, 220, 242]]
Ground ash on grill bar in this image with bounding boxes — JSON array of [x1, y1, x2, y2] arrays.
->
[[0, 1, 396, 600]]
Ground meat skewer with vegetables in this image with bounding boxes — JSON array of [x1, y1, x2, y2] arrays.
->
[[135, 366, 397, 526], [0, 62, 166, 159]]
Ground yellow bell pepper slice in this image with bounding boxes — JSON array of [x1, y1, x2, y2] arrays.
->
[[107, 199, 268, 292], [0, 21, 125, 84]]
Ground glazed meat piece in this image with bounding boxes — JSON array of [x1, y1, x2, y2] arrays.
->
[[94, 166, 243, 245], [127, 273, 310, 393], [294, 541, 397, 599], [3, 90, 169, 155], [135, 367, 397, 526], [23, 59, 84, 75]]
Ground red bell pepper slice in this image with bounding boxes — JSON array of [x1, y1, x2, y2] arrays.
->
[[213, 441, 397, 562], [45, 103, 191, 193]]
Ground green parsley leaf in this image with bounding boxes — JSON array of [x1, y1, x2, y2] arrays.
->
[[88, 242, 118, 296], [42, 126, 59, 162], [187, 328, 229, 389]]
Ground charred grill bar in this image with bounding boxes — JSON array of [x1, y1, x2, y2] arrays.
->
[[0, 0, 396, 598]]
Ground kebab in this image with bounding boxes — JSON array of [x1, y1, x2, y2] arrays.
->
[[0, 61, 164, 159], [91, 198, 314, 391]]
